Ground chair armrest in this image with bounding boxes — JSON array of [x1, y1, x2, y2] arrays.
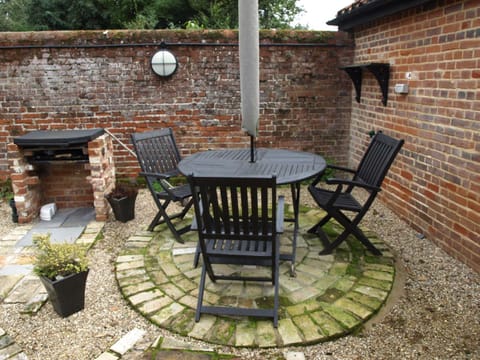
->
[[310, 164, 356, 187], [328, 164, 356, 174], [139, 171, 178, 180], [276, 196, 285, 233], [326, 178, 381, 192]]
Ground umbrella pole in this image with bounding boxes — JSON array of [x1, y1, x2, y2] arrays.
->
[[250, 135, 256, 163]]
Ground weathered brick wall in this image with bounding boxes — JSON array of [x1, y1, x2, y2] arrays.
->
[[0, 30, 353, 181], [348, 0, 480, 272]]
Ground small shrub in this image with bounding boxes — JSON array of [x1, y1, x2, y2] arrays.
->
[[0, 179, 13, 201], [33, 234, 88, 280], [107, 182, 138, 200]]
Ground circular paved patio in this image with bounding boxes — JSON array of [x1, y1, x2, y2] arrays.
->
[[115, 205, 396, 348]]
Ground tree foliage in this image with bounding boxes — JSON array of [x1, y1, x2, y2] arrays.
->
[[0, 0, 304, 31]]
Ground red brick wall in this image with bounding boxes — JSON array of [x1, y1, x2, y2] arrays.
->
[[0, 30, 353, 181], [348, 0, 480, 272]]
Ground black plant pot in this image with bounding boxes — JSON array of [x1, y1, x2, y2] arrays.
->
[[107, 194, 137, 222], [40, 270, 89, 317], [9, 198, 18, 223]]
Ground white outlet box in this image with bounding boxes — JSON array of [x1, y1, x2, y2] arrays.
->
[[394, 84, 409, 94]]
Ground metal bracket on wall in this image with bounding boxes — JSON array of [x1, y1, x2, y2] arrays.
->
[[340, 63, 390, 106]]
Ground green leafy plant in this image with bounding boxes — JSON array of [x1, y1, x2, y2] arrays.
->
[[0, 179, 13, 201], [33, 234, 88, 280], [107, 181, 138, 200]]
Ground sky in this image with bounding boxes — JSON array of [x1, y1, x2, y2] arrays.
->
[[294, 0, 354, 30]]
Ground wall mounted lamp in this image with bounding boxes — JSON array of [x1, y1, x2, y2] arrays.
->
[[151, 47, 178, 77]]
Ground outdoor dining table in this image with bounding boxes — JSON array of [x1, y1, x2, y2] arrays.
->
[[178, 148, 327, 274]]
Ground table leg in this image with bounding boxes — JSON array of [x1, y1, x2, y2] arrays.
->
[[280, 182, 300, 277]]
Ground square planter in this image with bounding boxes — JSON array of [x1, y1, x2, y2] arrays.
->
[[40, 270, 89, 317], [107, 194, 137, 222]]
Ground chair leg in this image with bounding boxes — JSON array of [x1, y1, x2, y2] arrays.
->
[[307, 214, 332, 234], [193, 242, 201, 268], [273, 240, 280, 328], [195, 264, 207, 322], [149, 198, 194, 243], [318, 209, 382, 255]]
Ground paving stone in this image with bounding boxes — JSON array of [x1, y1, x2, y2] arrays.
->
[[151, 302, 185, 325], [321, 303, 362, 329], [278, 318, 303, 345], [76, 234, 98, 247], [207, 319, 235, 345], [280, 276, 304, 293], [161, 336, 214, 352], [8, 352, 29, 360], [125, 241, 150, 248], [110, 328, 146, 355], [160, 263, 182, 277], [127, 235, 152, 242], [255, 321, 277, 348], [0, 274, 23, 299], [137, 296, 173, 315], [358, 276, 393, 291], [188, 315, 216, 339], [117, 255, 144, 263], [292, 314, 322, 342], [117, 274, 151, 287], [292, 270, 318, 286], [0, 333, 14, 348], [160, 283, 185, 300], [0, 264, 33, 276], [345, 291, 382, 310], [354, 285, 389, 300], [4, 275, 44, 304], [312, 274, 340, 292], [178, 294, 198, 309], [334, 298, 373, 319], [20, 292, 48, 314], [363, 263, 395, 273], [284, 351, 306, 360], [171, 276, 197, 293], [172, 247, 197, 256], [286, 298, 322, 317], [333, 277, 357, 292], [94, 351, 120, 360], [329, 262, 350, 276], [121, 281, 156, 296], [235, 322, 256, 347], [116, 260, 145, 271], [116, 268, 147, 280], [129, 289, 164, 306], [310, 311, 344, 338], [0, 343, 23, 359], [287, 285, 319, 303]]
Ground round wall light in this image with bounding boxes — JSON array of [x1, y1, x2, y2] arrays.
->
[[151, 49, 178, 77]]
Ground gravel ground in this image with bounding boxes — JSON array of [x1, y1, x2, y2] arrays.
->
[[0, 187, 479, 360]]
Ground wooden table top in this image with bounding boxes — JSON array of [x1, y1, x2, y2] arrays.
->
[[178, 148, 326, 185]]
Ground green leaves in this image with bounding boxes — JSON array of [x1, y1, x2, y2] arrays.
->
[[33, 234, 89, 280]]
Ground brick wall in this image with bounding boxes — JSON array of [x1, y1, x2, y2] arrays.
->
[[347, 0, 480, 272], [0, 30, 353, 181]]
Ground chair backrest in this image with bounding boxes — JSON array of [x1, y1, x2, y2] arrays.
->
[[354, 132, 404, 188], [131, 128, 182, 174], [188, 175, 278, 252]]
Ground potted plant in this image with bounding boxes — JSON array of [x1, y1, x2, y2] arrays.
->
[[33, 234, 89, 317], [105, 181, 138, 222]]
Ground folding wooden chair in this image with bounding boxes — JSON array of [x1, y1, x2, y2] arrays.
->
[[188, 175, 284, 327], [131, 128, 193, 242], [308, 132, 404, 255]]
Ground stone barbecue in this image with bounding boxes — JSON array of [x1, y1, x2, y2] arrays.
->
[[9, 129, 115, 223]]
